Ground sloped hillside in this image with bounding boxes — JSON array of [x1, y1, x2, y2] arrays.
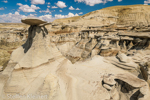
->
[[52, 5, 150, 33]]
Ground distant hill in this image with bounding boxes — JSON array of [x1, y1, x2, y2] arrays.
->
[[53, 16, 81, 24], [52, 5, 150, 27]]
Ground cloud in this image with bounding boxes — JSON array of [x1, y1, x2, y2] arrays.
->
[[59, 10, 62, 12], [144, 0, 150, 5], [38, 12, 79, 22], [51, 6, 58, 8], [0, 7, 4, 10], [69, 6, 81, 10], [76, 8, 80, 10], [2, 0, 8, 3], [39, 15, 52, 21], [0, 11, 39, 23], [55, 1, 67, 8], [17, 3, 22, 6], [39, 12, 79, 22], [17, 3, 40, 12], [39, 8, 51, 14], [118, 0, 122, 2], [55, 12, 79, 19], [29, 14, 37, 16], [75, 13, 79, 16], [47, 6, 50, 8], [29, 14, 34, 17], [103, 0, 113, 4], [15, 11, 20, 15], [0, 11, 26, 23], [30, 0, 45, 4], [69, 6, 75, 10], [74, 0, 113, 6], [0, 12, 79, 23], [79, 12, 83, 14], [47, 2, 50, 4]]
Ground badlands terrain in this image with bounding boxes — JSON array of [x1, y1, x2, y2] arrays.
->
[[0, 5, 150, 100]]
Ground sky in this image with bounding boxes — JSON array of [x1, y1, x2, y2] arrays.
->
[[0, 0, 149, 23]]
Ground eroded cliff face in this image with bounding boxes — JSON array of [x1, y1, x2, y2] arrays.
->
[[0, 5, 150, 100], [51, 5, 150, 68], [49, 5, 150, 100], [52, 5, 150, 31], [0, 23, 28, 69], [53, 28, 150, 65], [0, 23, 28, 43]]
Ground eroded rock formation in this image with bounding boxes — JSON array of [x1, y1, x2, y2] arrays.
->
[[0, 5, 150, 100]]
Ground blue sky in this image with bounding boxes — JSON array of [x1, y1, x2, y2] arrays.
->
[[0, 0, 149, 23]]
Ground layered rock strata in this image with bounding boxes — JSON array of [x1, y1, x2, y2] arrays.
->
[[0, 17, 150, 100]]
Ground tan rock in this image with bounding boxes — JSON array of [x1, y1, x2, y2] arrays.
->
[[103, 73, 150, 100], [116, 52, 132, 63], [127, 41, 134, 50], [103, 84, 113, 90], [146, 40, 150, 49], [21, 17, 47, 25], [0, 66, 3, 72], [120, 36, 134, 41], [118, 32, 150, 38], [100, 48, 119, 57]]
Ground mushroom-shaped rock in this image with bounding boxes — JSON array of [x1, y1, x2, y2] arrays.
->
[[10, 18, 58, 69], [21, 17, 47, 25]]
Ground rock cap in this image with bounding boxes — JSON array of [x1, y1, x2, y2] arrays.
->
[[21, 17, 47, 25]]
